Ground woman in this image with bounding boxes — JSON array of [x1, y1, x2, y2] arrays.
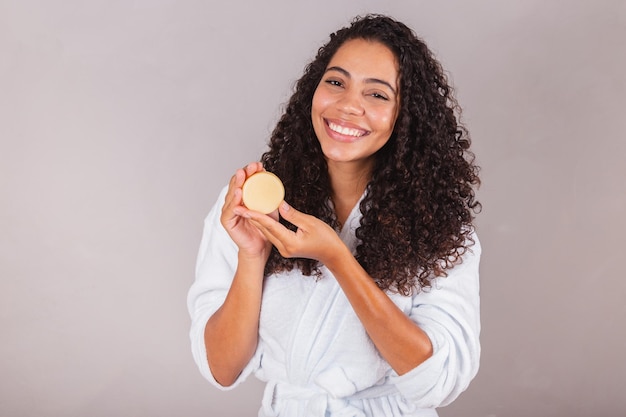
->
[[188, 14, 481, 417]]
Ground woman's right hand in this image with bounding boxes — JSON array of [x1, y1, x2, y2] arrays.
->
[[210, 162, 273, 386], [220, 162, 275, 260]]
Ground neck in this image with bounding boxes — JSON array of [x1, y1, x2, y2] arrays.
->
[[327, 160, 373, 225]]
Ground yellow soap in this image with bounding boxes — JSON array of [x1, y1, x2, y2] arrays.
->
[[242, 172, 285, 214]]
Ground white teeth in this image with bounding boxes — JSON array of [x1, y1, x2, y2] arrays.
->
[[328, 122, 365, 137]]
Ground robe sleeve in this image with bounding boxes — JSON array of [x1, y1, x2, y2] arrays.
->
[[187, 186, 263, 390], [389, 233, 481, 408]]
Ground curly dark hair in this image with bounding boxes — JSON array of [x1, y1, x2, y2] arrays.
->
[[260, 14, 481, 295]]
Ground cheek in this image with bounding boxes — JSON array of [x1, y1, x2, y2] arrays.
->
[[373, 110, 398, 133], [311, 89, 328, 117], [311, 94, 320, 117], [311, 91, 327, 140], [385, 103, 400, 131]]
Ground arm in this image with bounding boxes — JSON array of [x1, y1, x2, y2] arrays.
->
[[322, 245, 434, 374], [241, 201, 481, 406], [190, 162, 274, 387], [391, 238, 481, 407], [244, 201, 433, 375], [204, 252, 266, 386]]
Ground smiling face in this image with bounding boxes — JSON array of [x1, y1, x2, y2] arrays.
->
[[311, 38, 400, 172]]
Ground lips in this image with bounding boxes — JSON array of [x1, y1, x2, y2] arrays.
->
[[324, 119, 370, 142]]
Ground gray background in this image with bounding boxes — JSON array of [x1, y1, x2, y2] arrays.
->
[[1, 1, 625, 416]]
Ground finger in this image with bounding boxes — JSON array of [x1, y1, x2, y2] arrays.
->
[[222, 189, 244, 226], [267, 207, 280, 222], [277, 201, 307, 228], [247, 213, 295, 255], [234, 167, 247, 187], [228, 188, 244, 210], [222, 162, 264, 223], [224, 174, 243, 209], [224, 168, 245, 205], [243, 161, 264, 178]]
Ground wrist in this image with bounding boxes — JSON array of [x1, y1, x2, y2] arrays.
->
[[238, 249, 270, 268], [321, 241, 353, 272]]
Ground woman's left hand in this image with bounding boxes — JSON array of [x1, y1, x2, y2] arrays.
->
[[238, 201, 347, 265], [242, 201, 435, 375]]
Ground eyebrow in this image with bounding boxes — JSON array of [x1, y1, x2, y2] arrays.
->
[[325, 66, 397, 95]]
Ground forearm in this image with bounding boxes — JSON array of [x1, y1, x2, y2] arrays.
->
[[325, 246, 433, 375], [241, 203, 433, 374], [204, 253, 265, 386]]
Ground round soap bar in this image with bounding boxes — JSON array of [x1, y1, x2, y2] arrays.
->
[[241, 171, 285, 214]]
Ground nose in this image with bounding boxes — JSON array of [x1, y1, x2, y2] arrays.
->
[[337, 90, 364, 116]]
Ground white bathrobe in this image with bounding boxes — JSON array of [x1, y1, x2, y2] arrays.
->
[[188, 187, 481, 417]]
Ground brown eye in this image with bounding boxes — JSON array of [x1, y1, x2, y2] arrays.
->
[[371, 92, 389, 101], [325, 79, 343, 87]]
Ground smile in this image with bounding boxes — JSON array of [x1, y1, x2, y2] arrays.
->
[[327, 121, 369, 138]]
